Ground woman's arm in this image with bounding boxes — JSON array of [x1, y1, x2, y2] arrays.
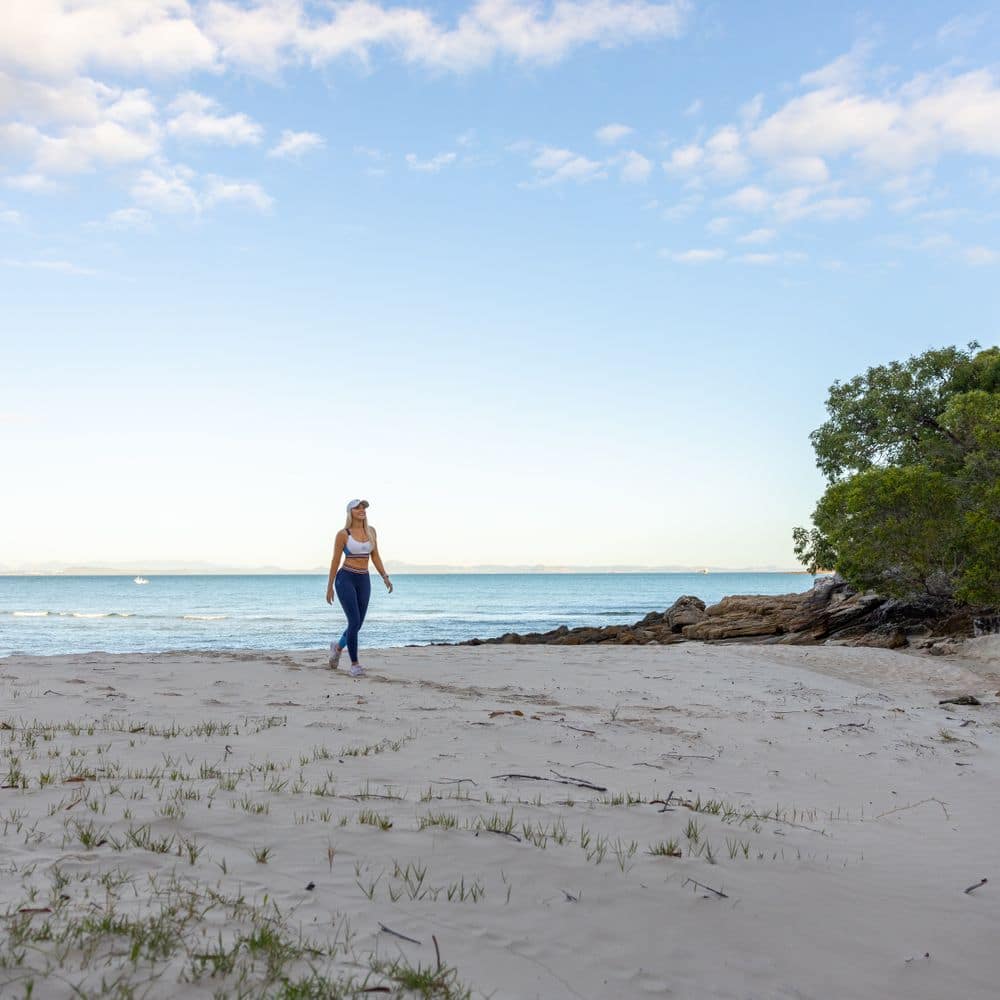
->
[[325, 531, 346, 604], [370, 533, 393, 593]]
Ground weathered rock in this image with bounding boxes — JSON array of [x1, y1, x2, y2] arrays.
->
[[454, 576, 994, 651], [664, 595, 706, 631], [681, 593, 806, 641]]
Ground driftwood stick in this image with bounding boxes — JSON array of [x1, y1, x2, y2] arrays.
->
[[433, 934, 442, 972], [492, 772, 608, 792], [432, 778, 478, 785], [561, 724, 596, 736], [650, 791, 675, 813], [378, 922, 421, 946], [683, 877, 728, 898], [549, 769, 607, 790], [548, 760, 615, 769], [964, 878, 988, 895], [474, 828, 522, 842], [876, 797, 950, 821]]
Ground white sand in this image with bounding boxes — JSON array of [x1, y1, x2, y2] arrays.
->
[[1, 641, 998, 998]]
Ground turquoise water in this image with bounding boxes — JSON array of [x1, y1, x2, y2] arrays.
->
[[0, 573, 817, 657]]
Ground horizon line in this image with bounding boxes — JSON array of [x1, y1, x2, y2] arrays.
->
[[2, 561, 810, 576]]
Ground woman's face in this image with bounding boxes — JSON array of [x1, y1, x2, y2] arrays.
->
[[353, 502, 368, 521]]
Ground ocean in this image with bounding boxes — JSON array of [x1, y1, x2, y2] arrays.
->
[[0, 573, 818, 657]]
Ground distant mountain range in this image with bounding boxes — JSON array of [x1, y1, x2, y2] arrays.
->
[[1, 560, 806, 575]]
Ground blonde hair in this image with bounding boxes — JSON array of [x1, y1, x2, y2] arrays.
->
[[344, 508, 376, 547]]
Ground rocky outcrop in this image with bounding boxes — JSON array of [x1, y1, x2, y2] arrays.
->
[[456, 577, 992, 651]]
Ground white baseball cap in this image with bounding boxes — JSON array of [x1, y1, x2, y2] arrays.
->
[[346, 499, 369, 513]]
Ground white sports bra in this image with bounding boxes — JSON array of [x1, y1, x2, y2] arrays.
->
[[344, 532, 373, 557]]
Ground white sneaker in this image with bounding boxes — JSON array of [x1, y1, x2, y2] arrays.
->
[[349, 664, 366, 678], [329, 642, 343, 670]]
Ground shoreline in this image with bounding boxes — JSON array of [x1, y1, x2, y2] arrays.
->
[[1, 569, 814, 577], [2, 642, 998, 997]]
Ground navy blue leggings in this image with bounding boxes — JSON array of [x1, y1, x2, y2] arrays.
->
[[335, 569, 371, 663]]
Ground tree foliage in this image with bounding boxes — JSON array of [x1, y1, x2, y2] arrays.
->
[[796, 344, 1000, 604]]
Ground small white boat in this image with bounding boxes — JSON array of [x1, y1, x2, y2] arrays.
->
[[134, 576, 149, 585]]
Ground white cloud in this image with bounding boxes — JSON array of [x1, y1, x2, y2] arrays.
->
[[683, 98, 702, 117], [774, 155, 828, 183], [104, 207, 153, 231], [703, 125, 748, 178], [705, 216, 731, 234], [936, 13, 990, 45], [203, 176, 273, 212], [719, 183, 869, 223], [0, 1, 692, 228], [131, 163, 200, 213], [167, 91, 262, 146], [749, 88, 898, 163], [0, 74, 161, 175], [204, 0, 690, 75], [528, 146, 606, 185], [0, 1, 218, 78], [1, 257, 101, 276], [66, 0, 672, 80], [0, 206, 23, 225], [740, 93, 764, 126], [892, 232, 999, 266], [405, 151, 457, 172], [664, 142, 703, 172], [775, 191, 869, 221], [964, 245, 998, 265], [737, 227, 776, 244], [799, 40, 872, 91], [721, 184, 770, 212], [662, 194, 701, 220], [0, 72, 154, 129], [38, 120, 161, 172], [619, 150, 651, 183], [749, 63, 1000, 172], [666, 248, 726, 263], [4, 172, 61, 193], [268, 129, 325, 159], [734, 250, 807, 265], [130, 163, 277, 215], [596, 122, 632, 145]]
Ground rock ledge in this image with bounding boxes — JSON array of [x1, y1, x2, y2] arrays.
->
[[456, 578, 993, 651]]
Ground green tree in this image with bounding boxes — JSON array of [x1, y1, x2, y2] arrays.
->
[[796, 344, 1000, 604]]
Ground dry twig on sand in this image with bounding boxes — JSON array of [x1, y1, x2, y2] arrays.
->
[[378, 923, 421, 945], [492, 770, 608, 792], [683, 878, 728, 898], [876, 797, 950, 821]]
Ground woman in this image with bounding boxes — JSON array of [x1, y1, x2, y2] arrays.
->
[[326, 499, 393, 676]]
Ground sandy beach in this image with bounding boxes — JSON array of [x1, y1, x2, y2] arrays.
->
[[2, 640, 998, 998]]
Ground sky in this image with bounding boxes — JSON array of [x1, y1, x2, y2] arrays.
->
[[2, 1, 999, 572]]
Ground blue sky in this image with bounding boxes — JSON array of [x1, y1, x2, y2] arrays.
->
[[2, 1, 998, 571]]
